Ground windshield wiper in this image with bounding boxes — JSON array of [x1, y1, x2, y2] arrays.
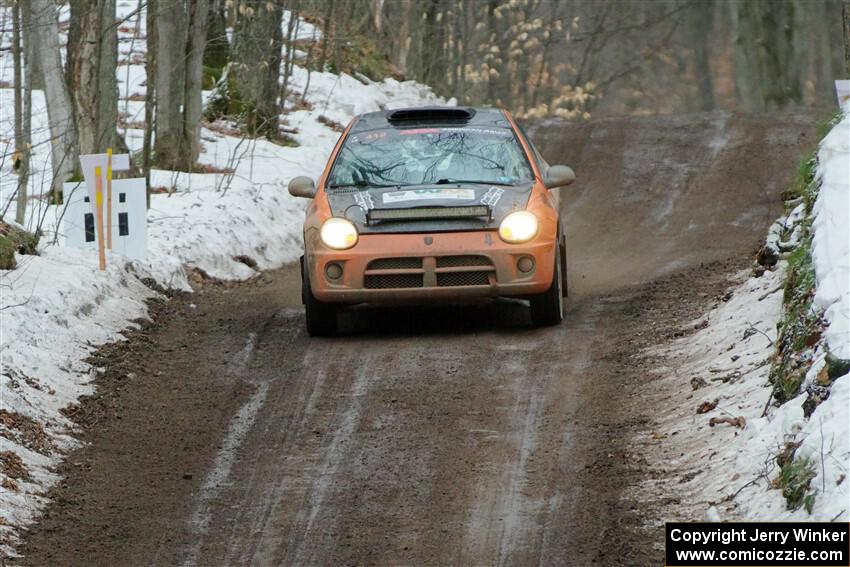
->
[[434, 178, 517, 186], [328, 180, 400, 189]]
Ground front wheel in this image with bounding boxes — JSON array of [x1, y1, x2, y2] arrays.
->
[[529, 251, 564, 327], [302, 258, 337, 337]]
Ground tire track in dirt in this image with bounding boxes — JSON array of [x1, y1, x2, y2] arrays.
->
[[285, 356, 375, 566], [182, 332, 264, 567], [178, 297, 638, 566]]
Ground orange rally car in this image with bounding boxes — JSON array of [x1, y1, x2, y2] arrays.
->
[[288, 106, 575, 336]]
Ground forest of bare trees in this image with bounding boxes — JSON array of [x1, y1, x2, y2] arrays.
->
[[2, 0, 849, 220], [358, 0, 848, 116]]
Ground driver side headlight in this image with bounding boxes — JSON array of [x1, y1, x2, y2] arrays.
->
[[320, 217, 358, 250], [498, 211, 538, 243]]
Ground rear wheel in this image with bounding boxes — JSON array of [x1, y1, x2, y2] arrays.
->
[[529, 251, 564, 327], [302, 258, 337, 337]]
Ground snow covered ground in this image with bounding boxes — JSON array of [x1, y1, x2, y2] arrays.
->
[[636, 110, 849, 524], [812, 114, 850, 360], [0, 3, 446, 553]]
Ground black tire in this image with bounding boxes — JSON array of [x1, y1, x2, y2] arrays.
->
[[560, 235, 569, 298], [529, 250, 564, 327], [302, 258, 337, 337]]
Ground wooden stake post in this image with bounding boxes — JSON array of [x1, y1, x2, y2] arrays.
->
[[95, 166, 106, 271], [106, 148, 113, 250]]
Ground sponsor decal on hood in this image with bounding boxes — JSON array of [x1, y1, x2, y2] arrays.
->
[[382, 188, 476, 204], [326, 183, 533, 234]]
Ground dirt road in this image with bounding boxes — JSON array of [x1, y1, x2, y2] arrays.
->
[[18, 111, 819, 566]]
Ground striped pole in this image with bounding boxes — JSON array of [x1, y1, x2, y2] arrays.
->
[[95, 166, 106, 271], [106, 148, 113, 249]]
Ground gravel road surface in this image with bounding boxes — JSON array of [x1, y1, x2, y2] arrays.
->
[[18, 110, 819, 566]]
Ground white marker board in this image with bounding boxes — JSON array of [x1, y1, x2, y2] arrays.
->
[[63, 178, 148, 260]]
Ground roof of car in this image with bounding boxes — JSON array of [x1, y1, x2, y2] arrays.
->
[[350, 106, 510, 132]]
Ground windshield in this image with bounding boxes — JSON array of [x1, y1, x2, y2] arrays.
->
[[328, 126, 534, 188]]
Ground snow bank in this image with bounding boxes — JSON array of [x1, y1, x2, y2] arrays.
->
[[633, 269, 792, 520], [635, 111, 849, 524], [811, 113, 850, 359], [0, 249, 154, 533], [637, 271, 849, 524], [0, 2, 447, 553]]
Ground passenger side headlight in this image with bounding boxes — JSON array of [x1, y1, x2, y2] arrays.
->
[[498, 211, 538, 243], [320, 217, 358, 250]]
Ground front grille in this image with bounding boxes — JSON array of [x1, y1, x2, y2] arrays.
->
[[367, 257, 422, 270], [365, 274, 424, 289], [437, 271, 491, 287], [362, 254, 494, 289], [436, 255, 492, 268]]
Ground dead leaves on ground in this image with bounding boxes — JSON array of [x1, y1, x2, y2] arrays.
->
[[0, 410, 53, 455], [709, 415, 747, 429], [695, 398, 746, 429], [0, 451, 30, 485]]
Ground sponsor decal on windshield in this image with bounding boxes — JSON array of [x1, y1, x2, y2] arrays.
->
[[439, 127, 509, 136], [399, 128, 441, 135], [382, 188, 476, 204], [396, 127, 509, 136], [354, 191, 374, 210], [480, 186, 505, 206]]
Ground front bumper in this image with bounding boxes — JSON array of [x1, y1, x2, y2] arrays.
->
[[306, 230, 557, 304]]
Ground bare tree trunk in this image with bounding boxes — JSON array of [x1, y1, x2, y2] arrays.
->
[[13, 2, 22, 166], [153, 0, 208, 170], [530, 34, 552, 109], [12, 0, 30, 225], [485, 0, 497, 104], [232, 0, 283, 138], [397, 0, 412, 74], [459, 0, 469, 102], [450, 7, 459, 95], [281, 2, 300, 108], [731, 1, 758, 110], [18, 4, 32, 224], [183, 0, 209, 164], [690, 0, 715, 111], [154, 0, 188, 168], [144, 0, 156, 205], [418, 0, 446, 88], [810, 0, 834, 104], [31, 0, 78, 200], [734, 0, 802, 111], [122, 4, 144, 139], [301, 65, 312, 104], [330, 0, 349, 73], [68, 0, 123, 155], [844, 0, 850, 77], [372, 0, 383, 35], [318, 0, 334, 71], [204, 0, 230, 72]]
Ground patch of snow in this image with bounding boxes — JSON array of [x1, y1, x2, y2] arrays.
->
[[282, 10, 322, 41], [0, 248, 155, 538], [811, 114, 850, 359]]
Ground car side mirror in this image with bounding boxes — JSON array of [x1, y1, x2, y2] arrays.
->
[[544, 165, 575, 189], [288, 176, 316, 198]]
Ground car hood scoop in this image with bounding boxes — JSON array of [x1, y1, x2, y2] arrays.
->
[[326, 183, 533, 233]]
